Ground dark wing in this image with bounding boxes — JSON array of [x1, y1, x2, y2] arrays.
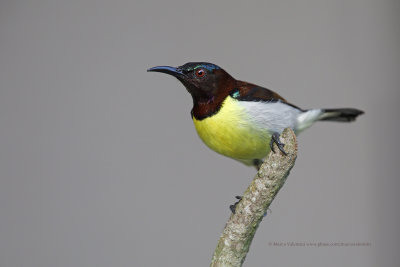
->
[[232, 80, 303, 111]]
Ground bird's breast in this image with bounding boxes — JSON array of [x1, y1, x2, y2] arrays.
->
[[192, 96, 272, 162]]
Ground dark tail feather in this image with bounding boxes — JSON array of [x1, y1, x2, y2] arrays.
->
[[319, 108, 364, 122]]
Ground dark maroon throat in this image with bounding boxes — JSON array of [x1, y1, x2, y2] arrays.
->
[[189, 72, 236, 120], [191, 95, 225, 120]]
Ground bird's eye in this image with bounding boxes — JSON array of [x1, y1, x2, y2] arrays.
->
[[195, 68, 206, 78]]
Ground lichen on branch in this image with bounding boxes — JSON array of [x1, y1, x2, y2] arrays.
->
[[211, 128, 298, 267]]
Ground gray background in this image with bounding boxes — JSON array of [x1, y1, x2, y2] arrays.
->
[[0, 0, 399, 266]]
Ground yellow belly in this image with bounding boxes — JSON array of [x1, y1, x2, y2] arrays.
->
[[193, 96, 271, 163]]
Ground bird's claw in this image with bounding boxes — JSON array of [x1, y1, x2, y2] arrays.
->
[[229, 196, 242, 214], [270, 132, 287, 155]]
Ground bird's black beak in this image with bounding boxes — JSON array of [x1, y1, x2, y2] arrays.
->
[[147, 66, 184, 78]]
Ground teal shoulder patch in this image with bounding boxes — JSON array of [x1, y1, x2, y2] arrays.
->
[[230, 89, 240, 99]]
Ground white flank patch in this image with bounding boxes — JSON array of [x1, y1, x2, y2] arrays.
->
[[238, 101, 301, 133], [238, 101, 323, 134]]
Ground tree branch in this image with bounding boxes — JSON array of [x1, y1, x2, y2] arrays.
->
[[210, 128, 298, 267]]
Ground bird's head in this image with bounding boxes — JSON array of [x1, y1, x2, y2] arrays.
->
[[147, 62, 234, 104]]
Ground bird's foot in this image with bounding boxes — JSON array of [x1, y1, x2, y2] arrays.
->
[[270, 132, 287, 155], [252, 159, 263, 170], [229, 196, 242, 214]]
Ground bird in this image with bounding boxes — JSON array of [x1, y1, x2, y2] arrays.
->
[[147, 62, 364, 169]]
